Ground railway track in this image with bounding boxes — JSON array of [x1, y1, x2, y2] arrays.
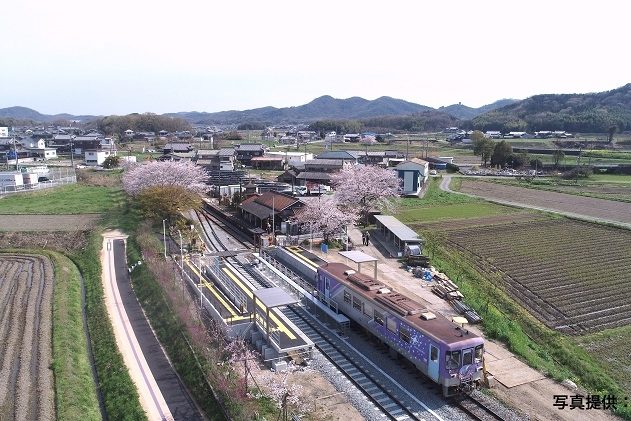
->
[[453, 394, 506, 421], [190, 208, 506, 421], [284, 306, 428, 421]]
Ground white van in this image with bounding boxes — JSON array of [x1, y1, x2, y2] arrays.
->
[[292, 186, 308, 196]]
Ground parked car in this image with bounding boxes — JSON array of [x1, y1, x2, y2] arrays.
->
[[292, 186, 308, 196], [429, 169, 438, 176], [38, 176, 50, 182]]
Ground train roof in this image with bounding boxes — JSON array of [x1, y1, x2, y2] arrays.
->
[[319, 262, 482, 346]]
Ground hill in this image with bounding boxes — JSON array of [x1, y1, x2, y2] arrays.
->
[[439, 99, 518, 120], [0, 106, 98, 123], [472, 84, 631, 132], [168, 95, 434, 124]]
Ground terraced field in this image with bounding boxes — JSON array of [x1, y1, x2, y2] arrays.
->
[[0, 255, 54, 420], [427, 217, 631, 334]]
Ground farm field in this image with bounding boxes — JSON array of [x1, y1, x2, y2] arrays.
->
[[478, 176, 631, 203], [0, 254, 54, 420], [432, 217, 631, 334], [459, 179, 631, 225]]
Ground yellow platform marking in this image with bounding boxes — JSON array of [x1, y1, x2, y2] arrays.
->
[[221, 265, 297, 340], [185, 262, 248, 321], [285, 246, 319, 270]]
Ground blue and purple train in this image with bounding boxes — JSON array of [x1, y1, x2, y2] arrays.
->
[[317, 262, 485, 396]]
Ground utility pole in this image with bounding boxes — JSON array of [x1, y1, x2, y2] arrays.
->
[[12, 136, 19, 171], [178, 230, 184, 276], [69, 135, 75, 168], [162, 219, 168, 258]]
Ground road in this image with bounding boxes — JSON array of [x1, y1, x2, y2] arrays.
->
[[440, 175, 631, 229], [102, 232, 202, 421]]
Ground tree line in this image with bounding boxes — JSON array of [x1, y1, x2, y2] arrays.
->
[[91, 113, 191, 138]]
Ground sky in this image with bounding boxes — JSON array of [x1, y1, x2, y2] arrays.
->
[[2, 0, 629, 116]]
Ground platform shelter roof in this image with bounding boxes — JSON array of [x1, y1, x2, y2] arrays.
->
[[253, 287, 299, 308], [374, 215, 420, 243]]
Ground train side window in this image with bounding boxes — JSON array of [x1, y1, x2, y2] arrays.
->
[[352, 296, 362, 311], [430, 346, 438, 361], [462, 349, 473, 366], [373, 310, 384, 326], [325, 278, 330, 289], [343, 291, 351, 304], [399, 326, 411, 343], [445, 350, 461, 369], [386, 317, 397, 333], [475, 345, 484, 361]]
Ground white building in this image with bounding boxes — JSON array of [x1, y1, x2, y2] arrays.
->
[[396, 158, 429, 196], [0, 172, 24, 189], [85, 149, 116, 166], [266, 151, 314, 166], [0, 127, 8, 138]]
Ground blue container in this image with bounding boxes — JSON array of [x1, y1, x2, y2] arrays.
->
[[321, 243, 328, 253]]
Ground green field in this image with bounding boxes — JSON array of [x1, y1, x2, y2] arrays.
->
[[395, 177, 516, 222], [0, 184, 124, 214]]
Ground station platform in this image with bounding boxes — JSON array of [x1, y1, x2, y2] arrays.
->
[[282, 245, 326, 269], [194, 256, 312, 353]]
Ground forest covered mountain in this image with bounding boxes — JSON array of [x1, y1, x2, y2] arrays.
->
[[471, 84, 631, 132], [2, 84, 631, 133]]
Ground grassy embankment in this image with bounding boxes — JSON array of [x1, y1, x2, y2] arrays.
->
[[0, 179, 147, 420], [403, 182, 630, 419], [395, 177, 519, 223], [49, 251, 102, 420]]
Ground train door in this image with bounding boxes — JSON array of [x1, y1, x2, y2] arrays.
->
[[428, 344, 440, 382], [324, 277, 330, 298]]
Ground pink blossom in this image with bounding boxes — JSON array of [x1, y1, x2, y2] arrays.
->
[[122, 160, 209, 196], [331, 165, 400, 222], [291, 195, 358, 240]]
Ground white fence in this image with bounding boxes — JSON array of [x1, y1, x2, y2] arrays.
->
[[0, 175, 76, 195]]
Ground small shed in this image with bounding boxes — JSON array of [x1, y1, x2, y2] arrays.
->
[[373, 215, 422, 257]]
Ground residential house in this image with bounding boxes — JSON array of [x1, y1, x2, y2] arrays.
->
[[0, 127, 8, 138], [162, 143, 193, 154], [85, 149, 116, 166], [24, 138, 57, 160], [195, 148, 236, 171], [235, 143, 265, 166], [314, 150, 359, 165], [396, 158, 429, 196], [250, 156, 285, 170], [266, 151, 313, 166]]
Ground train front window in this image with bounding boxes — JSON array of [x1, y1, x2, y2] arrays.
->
[[462, 349, 473, 366], [475, 345, 484, 361], [445, 350, 461, 370]]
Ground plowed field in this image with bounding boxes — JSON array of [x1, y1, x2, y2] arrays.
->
[[429, 217, 631, 334], [0, 255, 54, 420]]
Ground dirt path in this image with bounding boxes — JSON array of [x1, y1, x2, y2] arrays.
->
[[100, 231, 173, 421], [0, 255, 54, 421], [448, 177, 631, 228]]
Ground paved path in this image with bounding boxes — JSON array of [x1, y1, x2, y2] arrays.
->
[[440, 175, 631, 229], [102, 232, 202, 421]]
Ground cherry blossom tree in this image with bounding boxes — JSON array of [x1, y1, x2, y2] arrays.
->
[[122, 160, 209, 218], [290, 195, 358, 244], [263, 372, 306, 420], [331, 165, 400, 224]]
